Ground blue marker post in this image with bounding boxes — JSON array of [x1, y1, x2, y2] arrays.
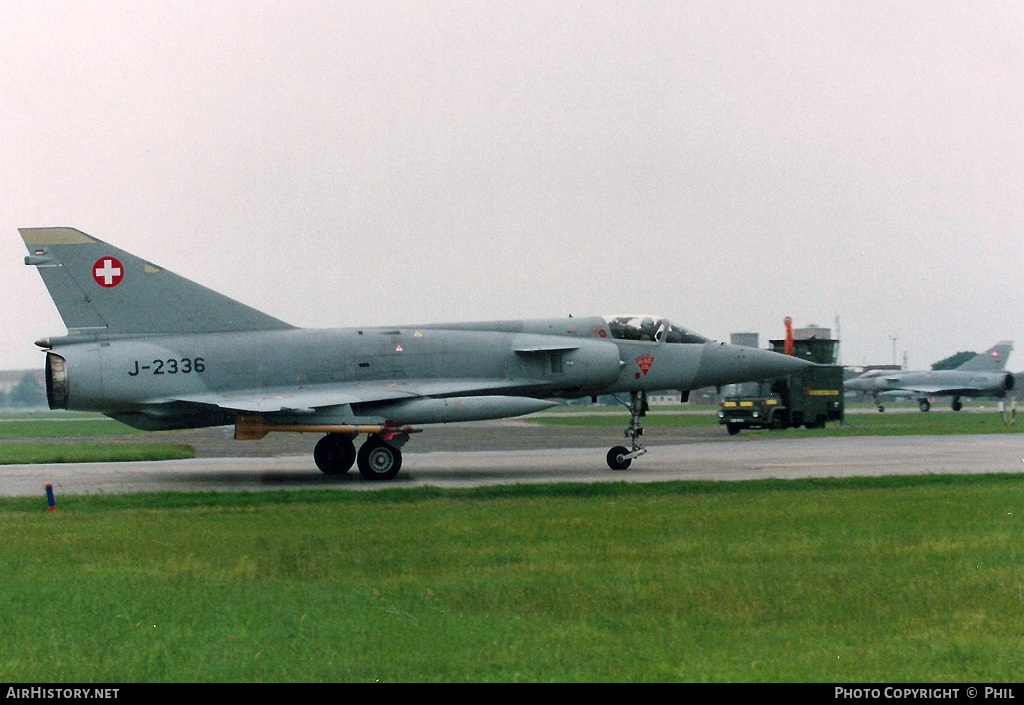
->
[[45, 483, 56, 512]]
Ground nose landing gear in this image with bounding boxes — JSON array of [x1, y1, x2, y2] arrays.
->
[[607, 390, 649, 470]]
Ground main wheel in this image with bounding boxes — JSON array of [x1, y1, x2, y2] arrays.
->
[[919, 400, 931, 412], [314, 434, 356, 475], [606, 445, 632, 471], [952, 399, 963, 411], [357, 437, 403, 480]]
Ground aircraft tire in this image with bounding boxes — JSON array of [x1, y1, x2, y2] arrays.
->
[[606, 446, 632, 471], [919, 400, 931, 412], [726, 423, 741, 436], [357, 437, 402, 480], [952, 399, 963, 411], [314, 434, 356, 475]]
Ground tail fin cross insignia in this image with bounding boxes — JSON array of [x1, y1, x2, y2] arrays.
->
[[92, 257, 124, 288]]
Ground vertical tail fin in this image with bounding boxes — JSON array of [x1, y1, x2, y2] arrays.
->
[[955, 341, 1013, 371], [21, 227, 294, 336]]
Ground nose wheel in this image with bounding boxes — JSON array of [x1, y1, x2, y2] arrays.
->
[[607, 390, 648, 470]]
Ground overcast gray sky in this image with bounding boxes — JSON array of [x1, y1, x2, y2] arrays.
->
[[3, 1, 1022, 372]]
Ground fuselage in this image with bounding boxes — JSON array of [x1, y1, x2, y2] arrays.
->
[[42, 315, 808, 430]]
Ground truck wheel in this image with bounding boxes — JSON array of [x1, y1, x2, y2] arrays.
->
[[726, 423, 741, 436]]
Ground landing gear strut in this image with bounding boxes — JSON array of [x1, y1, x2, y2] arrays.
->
[[607, 390, 648, 470]]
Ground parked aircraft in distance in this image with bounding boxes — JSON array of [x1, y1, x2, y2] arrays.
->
[[844, 342, 1014, 412], [20, 227, 810, 479]]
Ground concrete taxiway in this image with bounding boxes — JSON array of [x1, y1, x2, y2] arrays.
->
[[1, 432, 1022, 498]]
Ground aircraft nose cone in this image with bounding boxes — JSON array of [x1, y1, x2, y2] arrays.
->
[[690, 342, 813, 388]]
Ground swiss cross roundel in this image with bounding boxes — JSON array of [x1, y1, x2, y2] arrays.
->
[[92, 257, 124, 288]]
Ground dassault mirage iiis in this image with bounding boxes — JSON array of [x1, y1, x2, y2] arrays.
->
[[20, 227, 810, 480], [844, 342, 1015, 412]]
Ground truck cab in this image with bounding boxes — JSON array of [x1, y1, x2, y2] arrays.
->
[[719, 378, 789, 434], [717, 337, 844, 435]]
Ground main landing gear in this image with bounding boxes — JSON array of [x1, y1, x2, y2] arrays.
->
[[314, 433, 406, 481], [607, 390, 649, 470]]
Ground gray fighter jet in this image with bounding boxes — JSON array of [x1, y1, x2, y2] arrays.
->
[[20, 227, 810, 479], [844, 342, 1014, 412]]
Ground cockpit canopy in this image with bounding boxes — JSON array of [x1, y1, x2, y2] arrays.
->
[[603, 315, 708, 344]]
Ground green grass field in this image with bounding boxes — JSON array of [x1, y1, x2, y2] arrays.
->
[[0, 412, 194, 464], [531, 404, 1024, 437], [0, 442, 195, 464], [0, 416, 145, 439], [2, 476, 1024, 682]]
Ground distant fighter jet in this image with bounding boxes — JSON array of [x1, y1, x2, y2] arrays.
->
[[844, 342, 1014, 412], [20, 227, 810, 479]]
